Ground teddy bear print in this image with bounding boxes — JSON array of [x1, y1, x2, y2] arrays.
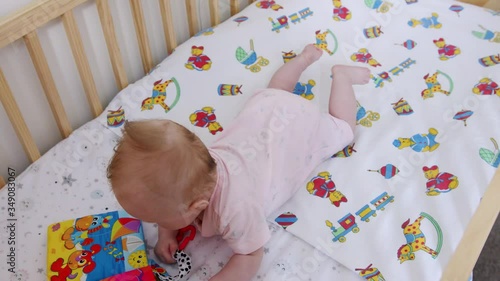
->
[[333, 0, 352, 21], [393, 128, 440, 152], [473, 78, 500, 96], [408, 13, 442, 29], [185, 46, 212, 71], [351, 48, 381, 67], [422, 165, 459, 196], [190, 107, 223, 135], [433, 38, 460, 60]]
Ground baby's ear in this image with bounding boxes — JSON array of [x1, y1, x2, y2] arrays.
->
[[189, 199, 209, 212]]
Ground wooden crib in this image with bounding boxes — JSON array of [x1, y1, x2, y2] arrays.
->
[[0, 0, 253, 177], [0, 1, 498, 280]]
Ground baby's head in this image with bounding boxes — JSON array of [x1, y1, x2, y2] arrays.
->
[[107, 119, 216, 230]]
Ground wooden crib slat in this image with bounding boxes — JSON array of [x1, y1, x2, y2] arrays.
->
[[442, 167, 500, 281], [158, 0, 177, 54], [129, 0, 154, 74], [0, 0, 90, 49], [230, 0, 240, 15], [62, 10, 103, 117], [209, 0, 220, 26], [96, 0, 129, 90], [24, 31, 72, 138], [0, 68, 41, 162], [185, 0, 199, 37]]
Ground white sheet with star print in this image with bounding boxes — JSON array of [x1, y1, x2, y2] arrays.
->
[[1, 0, 499, 280], [0, 119, 358, 281]]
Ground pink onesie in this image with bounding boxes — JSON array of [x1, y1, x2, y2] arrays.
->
[[199, 88, 353, 255]]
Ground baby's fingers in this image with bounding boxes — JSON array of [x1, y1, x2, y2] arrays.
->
[[169, 243, 179, 259], [154, 245, 176, 264]]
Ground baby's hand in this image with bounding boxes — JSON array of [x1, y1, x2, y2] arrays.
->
[[154, 226, 179, 264]]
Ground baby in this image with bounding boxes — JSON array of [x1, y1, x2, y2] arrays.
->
[[107, 44, 370, 280]]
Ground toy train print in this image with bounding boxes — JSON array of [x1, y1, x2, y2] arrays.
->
[[269, 7, 313, 33], [356, 192, 395, 222], [326, 213, 360, 243], [327, 192, 395, 242]]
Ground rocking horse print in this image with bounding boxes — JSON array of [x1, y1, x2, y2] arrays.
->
[[141, 78, 181, 113], [397, 212, 443, 264], [314, 30, 338, 56]]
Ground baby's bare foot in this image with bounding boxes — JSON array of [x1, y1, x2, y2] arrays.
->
[[300, 44, 323, 65], [332, 65, 371, 85]]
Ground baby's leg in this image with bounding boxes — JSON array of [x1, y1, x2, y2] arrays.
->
[[268, 44, 322, 92], [329, 65, 371, 132]]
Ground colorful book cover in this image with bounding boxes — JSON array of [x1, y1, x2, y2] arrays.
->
[[46, 210, 148, 281], [100, 266, 157, 281]]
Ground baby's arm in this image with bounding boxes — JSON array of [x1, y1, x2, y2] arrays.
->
[[209, 247, 264, 281], [154, 226, 179, 264]]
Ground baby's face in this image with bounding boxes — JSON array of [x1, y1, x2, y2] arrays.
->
[[117, 186, 197, 231]]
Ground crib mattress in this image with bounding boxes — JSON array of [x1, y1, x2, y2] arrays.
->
[[0, 118, 358, 280], [95, 0, 499, 279], [1, 0, 499, 280]]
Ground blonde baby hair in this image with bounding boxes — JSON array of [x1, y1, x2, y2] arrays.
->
[[107, 119, 216, 205]]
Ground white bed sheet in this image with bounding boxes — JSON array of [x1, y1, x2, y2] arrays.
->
[[0, 119, 358, 281], [92, 0, 499, 277], [1, 0, 499, 280]]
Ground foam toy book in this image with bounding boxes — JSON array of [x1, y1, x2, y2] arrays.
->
[[99, 266, 157, 281], [46, 210, 148, 281]]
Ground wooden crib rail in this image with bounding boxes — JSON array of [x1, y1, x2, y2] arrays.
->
[[0, 0, 248, 167], [186, 0, 200, 37], [62, 10, 102, 117], [24, 31, 73, 138], [210, 0, 221, 26], [187, 0, 242, 36], [231, 0, 257, 15], [0, 69, 41, 162], [159, 0, 177, 54], [442, 167, 500, 281], [0, 0, 89, 49], [185, 0, 240, 37], [96, 0, 129, 90], [208, 0, 253, 33], [130, 0, 154, 74], [231, 0, 240, 15]]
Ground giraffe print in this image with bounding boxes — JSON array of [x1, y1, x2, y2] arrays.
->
[[314, 30, 334, 55], [141, 79, 173, 112], [397, 216, 438, 263], [421, 72, 449, 99]]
